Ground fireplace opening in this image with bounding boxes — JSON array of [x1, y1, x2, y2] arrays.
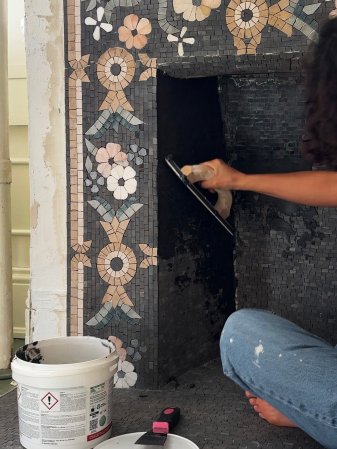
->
[[157, 66, 337, 387], [157, 68, 337, 386], [157, 73, 236, 385]]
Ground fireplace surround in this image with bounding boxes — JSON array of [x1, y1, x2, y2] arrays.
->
[[64, 0, 336, 388]]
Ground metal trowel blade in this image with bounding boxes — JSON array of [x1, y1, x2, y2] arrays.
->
[[135, 430, 167, 446]]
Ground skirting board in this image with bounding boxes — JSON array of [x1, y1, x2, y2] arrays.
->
[[13, 327, 25, 340]]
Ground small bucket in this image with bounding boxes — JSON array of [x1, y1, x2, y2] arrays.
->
[[11, 336, 119, 449]]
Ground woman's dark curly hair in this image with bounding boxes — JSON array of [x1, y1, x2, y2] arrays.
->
[[301, 18, 337, 168]]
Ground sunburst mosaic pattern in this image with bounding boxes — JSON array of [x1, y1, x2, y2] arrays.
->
[[66, 0, 333, 387], [226, 0, 293, 55]]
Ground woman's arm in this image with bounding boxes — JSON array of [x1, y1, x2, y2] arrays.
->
[[200, 159, 337, 207]]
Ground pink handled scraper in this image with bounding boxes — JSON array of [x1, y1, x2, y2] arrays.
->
[[135, 407, 180, 446]]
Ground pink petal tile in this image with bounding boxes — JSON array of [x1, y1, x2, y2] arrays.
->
[[137, 18, 152, 35], [106, 142, 121, 157], [118, 25, 131, 42], [125, 35, 135, 49], [124, 14, 139, 31], [133, 34, 148, 50]]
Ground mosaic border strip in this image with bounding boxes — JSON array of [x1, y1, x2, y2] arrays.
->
[[67, 0, 92, 336]]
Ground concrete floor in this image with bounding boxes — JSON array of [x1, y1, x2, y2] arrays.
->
[[0, 339, 24, 398], [0, 358, 323, 449]]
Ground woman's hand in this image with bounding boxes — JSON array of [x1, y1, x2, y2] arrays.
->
[[199, 159, 247, 191], [200, 159, 337, 207]]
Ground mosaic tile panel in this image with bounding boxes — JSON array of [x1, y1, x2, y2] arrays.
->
[[219, 74, 337, 344], [65, 0, 335, 387]]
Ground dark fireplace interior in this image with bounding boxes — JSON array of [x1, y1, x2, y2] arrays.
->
[[157, 70, 337, 386], [220, 73, 337, 343], [157, 73, 235, 385]]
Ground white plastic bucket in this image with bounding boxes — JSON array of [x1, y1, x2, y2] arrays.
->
[[11, 336, 119, 449], [95, 432, 200, 448]]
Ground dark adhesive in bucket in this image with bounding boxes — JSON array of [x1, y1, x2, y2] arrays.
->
[[16, 342, 43, 363], [11, 336, 119, 449]]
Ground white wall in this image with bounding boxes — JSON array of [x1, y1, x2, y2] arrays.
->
[[25, 0, 67, 341], [8, 0, 29, 339]]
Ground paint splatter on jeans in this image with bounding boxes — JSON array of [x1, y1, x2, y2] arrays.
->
[[220, 309, 337, 449]]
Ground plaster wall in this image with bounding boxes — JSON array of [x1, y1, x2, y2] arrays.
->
[[8, 0, 30, 339], [24, 0, 67, 341]]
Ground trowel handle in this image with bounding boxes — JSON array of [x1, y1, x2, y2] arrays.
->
[[181, 163, 232, 219], [153, 407, 180, 433], [181, 163, 214, 183]]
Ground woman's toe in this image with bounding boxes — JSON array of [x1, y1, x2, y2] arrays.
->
[[245, 391, 256, 398]]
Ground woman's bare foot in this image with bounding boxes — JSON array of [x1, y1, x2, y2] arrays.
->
[[245, 391, 298, 428]]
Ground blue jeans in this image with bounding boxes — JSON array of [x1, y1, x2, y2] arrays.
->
[[220, 309, 337, 449]]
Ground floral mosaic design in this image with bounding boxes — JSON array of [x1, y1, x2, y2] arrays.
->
[[126, 338, 147, 362], [86, 218, 142, 329], [114, 360, 137, 388], [96, 143, 128, 177], [118, 14, 152, 49], [173, 0, 221, 22], [107, 336, 147, 388], [97, 47, 135, 112], [127, 144, 147, 165], [67, 0, 331, 386], [74, 2, 159, 360], [85, 6, 113, 41], [139, 244, 158, 268], [167, 27, 195, 57], [85, 156, 105, 193], [86, 46, 144, 137], [107, 165, 137, 199], [226, 0, 292, 55], [81, 0, 143, 22], [83, 138, 156, 331], [139, 53, 157, 81]]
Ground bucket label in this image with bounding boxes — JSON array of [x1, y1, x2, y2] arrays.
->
[[87, 378, 113, 441], [40, 392, 60, 411], [17, 379, 113, 447]]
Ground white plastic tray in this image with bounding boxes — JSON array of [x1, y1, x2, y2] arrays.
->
[[95, 432, 199, 449]]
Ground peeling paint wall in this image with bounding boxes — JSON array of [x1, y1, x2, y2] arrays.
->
[[25, 0, 67, 341]]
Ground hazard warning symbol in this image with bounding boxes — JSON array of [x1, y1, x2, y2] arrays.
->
[[41, 392, 59, 410]]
